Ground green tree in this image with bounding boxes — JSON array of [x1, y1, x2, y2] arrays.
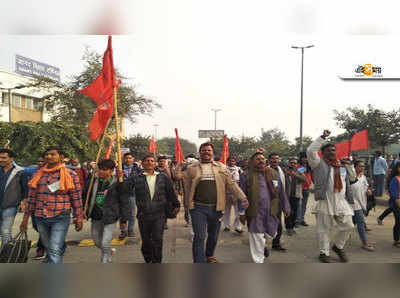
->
[[213, 136, 258, 159], [258, 128, 291, 157], [334, 105, 400, 153], [156, 137, 197, 156], [0, 122, 12, 148], [0, 121, 97, 165], [288, 136, 313, 156], [123, 134, 152, 160]]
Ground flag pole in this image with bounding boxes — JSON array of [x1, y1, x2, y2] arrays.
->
[[83, 118, 111, 219], [113, 85, 123, 182]]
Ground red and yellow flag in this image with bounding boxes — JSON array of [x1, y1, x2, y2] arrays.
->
[[78, 35, 116, 142], [219, 135, 229, 164]]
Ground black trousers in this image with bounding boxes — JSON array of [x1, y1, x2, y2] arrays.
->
[[138, 216, 165, 263], [272, 211, 283, 247], [285, 197, 300, 230], [393, 206, 400, 242], [378, 207, 393, 221]]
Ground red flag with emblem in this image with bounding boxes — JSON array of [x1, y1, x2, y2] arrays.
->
[[219, 135, 229, 164], [174, 128, 184, 163], [149, 136, 157, 154], [78, 36, 116, 141]]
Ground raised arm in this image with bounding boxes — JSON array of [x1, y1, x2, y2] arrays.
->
[[307, 130, 330, 169]]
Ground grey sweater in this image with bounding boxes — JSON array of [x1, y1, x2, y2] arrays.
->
[[306, 136, 354, 204]]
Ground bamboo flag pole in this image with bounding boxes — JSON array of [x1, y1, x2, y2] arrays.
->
[[83, 118, 112, 219], [113, 85, 123, 182]]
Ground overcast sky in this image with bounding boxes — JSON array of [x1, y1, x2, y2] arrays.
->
[[1, 1, 400, 147]]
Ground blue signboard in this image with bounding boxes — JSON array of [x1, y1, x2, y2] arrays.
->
[[15, 54, 60, 82]]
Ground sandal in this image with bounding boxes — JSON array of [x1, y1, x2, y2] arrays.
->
[[361, 245, 374, 252], [206, 256, 218, 263], [393, 242, 400, 248]]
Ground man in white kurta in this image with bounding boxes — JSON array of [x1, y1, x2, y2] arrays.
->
[[307, 130, 354, 263], [223, 157, 243, 234]]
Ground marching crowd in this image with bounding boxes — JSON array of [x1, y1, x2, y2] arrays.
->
[[0, 129, 400, 263]]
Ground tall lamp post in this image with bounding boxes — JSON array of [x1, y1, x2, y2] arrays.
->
[[291, 44, 314, 152], [211, 108, 221, 131]]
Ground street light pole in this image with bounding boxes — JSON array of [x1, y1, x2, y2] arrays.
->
[[292, 44, 314, 152], [8, 89, 12, 123], [211, 108, 221, 131]]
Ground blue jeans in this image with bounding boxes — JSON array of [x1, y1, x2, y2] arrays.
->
[[0, 207, 17, 249], [91, 220, 116, 263], [296, 190, 310, 223], [353, 209, 367, 243], [31, 215, 45, 251], [36, 214, 70, 264], [190, 204, 222, 263], [121, 195, 136, 232]]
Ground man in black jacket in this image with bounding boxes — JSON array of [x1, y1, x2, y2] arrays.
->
[[84, 159, 130, 263], [0, 149, 28, 249], [120, 155, 180, 263]]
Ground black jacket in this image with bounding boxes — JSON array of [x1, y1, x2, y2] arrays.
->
[[1, 166, 29, 209], [83, 175, 130, 225], [120, 172, 180, 220]]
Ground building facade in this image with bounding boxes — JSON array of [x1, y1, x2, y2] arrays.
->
[[0, 70, 51, 122]]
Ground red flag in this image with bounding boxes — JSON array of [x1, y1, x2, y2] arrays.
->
[[104, 136, 114, 159], [174, 129, 184, 163], [78, 36, 116, 141], [350, 130, 369, 152], [149, 137, 157, 154], [219, 135, 229, 164], [335, 141, 351, 160]]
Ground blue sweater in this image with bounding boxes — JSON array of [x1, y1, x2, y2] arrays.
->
[[388, 177, 400, 208]]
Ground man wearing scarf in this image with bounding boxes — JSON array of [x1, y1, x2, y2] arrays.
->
[[20, 147, 83, 264], [307, 130, 354, 263], [239, 152, 290, 263], [69, 158, 86, 189]]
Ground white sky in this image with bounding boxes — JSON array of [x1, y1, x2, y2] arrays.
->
[[1, 1, 400, 147]]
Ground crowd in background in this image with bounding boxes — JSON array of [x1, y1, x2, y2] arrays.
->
[[2, 133, 400, 264]]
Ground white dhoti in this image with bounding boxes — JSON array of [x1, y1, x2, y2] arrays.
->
[[315, 213, 354, 256], [223, 196, 242, 231], [308, 136, 355, 257], [249, 232, 266, 263]]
